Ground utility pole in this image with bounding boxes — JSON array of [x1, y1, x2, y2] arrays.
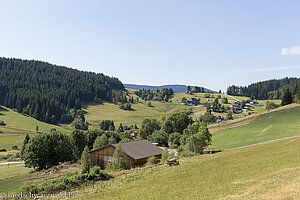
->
[[191, 124, 196, 153], [188, 124, 191, 152]]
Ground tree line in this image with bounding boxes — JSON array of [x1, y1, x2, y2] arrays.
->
[[135, 88, 174, 102], [21, 126, 137, 170], [0, 57, 125, 124], [227, 77, 299, 100]]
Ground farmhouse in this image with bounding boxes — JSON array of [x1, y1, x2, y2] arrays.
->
[[216, 116, 225, 123], [90, 140, 163, 169], [187, 98, 200, 106]]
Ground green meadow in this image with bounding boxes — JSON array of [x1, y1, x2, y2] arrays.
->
[[212, 104, 300, 149], [0, 164, 33, 192], [0, 107, 68, 150]]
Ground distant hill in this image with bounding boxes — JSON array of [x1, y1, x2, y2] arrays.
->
[[124, 84, 215, 93], [227, 77, 299, 100]]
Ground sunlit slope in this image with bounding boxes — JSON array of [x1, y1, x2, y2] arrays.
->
[[0, 106, 67, 149], [79, 137, 300, 200], [212, 104, 300, 149]]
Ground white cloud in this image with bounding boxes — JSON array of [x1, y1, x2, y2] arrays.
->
[[281, 46, 300, 55], [239, 65, 300, 73]]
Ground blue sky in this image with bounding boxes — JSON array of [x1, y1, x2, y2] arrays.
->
[[0, 0, 299, 91]]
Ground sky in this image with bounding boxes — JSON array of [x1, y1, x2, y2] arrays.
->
[[0, 0, 300, 91]]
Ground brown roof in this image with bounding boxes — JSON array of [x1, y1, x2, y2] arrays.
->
[[90, 140, 163, 160]]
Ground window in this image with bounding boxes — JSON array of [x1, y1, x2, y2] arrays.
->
[[104, 155, 112, 162]]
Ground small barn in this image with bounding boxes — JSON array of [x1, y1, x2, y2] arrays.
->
[[187, 98, 200, 106], [90, 140, 163, 169]]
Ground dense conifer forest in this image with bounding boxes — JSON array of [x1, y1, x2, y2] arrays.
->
[[227, 77, 299, 100], [0, 57, 125, 124]]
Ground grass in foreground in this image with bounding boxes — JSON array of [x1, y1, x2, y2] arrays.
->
[[0, 164, 33, 192], [77, 137, 300, 200], [212, 104, 300, 149]]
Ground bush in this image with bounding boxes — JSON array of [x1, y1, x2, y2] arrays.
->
[[0, 120, 6, 126], [0, 148, 7, 152], [161, 148, 169, 163], [71, 118, 89, 130], [118, 103, 132, 110], [199, 111, 216, 124], [222, 97, 228, 104], [265, 101, 279, 111], [146, 156, 159, 165], [20, 170, 113, 194], [12, 145, 18, 150]]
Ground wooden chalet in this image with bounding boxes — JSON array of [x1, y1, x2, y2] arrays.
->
[[90, 140, 163, 169]]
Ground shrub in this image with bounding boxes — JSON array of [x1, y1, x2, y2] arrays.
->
[[146, 156, 159, 165], [265, 101, 279, 111], [12, 145, 18, 150], [161, 148, 169, 163], [0, 120, 6, 126], [119, 103, 132, 110], [20, 170, 113, 194]]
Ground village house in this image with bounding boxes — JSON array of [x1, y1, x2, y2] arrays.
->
[[230, 104, 242, 111], [187, 98, 200, 106], [130, 131, 138, 139], [216, 116, 225, 123], [90, 140, 163, 169]]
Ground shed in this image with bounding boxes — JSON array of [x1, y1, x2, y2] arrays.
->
[[90, 140, 163, 169]]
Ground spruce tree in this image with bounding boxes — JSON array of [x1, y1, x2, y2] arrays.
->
[[281, 89, 293, 106]]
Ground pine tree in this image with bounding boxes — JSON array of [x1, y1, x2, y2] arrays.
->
[[281, 89, 293, 106], [21, 134, 30, 159]]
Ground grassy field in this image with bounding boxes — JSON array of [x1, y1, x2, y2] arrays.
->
[[0, 106, 68, 150], [0, 162, 81, 193], [212, 104, 300, 149], [0, 164, 33, 192], [83, 101, 202, 128], [76, 136, 300, 200], [84, 91, 280, 129]]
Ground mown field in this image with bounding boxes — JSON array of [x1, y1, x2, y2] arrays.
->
[[0, 164, 33, 192], [212, 104, 300, 149], [0, 106, 68, 150], [76, 136, 300, 200]]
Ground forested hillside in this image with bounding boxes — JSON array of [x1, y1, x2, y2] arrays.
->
[[227, 77, 299, 100], [0, 57, 125, 124]]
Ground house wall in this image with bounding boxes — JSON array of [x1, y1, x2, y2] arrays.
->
[[91, 146, 163, 169], [91, 146, 135, 169]]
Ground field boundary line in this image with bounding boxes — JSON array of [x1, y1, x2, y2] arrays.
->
[[226, 135, 300, 151]]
